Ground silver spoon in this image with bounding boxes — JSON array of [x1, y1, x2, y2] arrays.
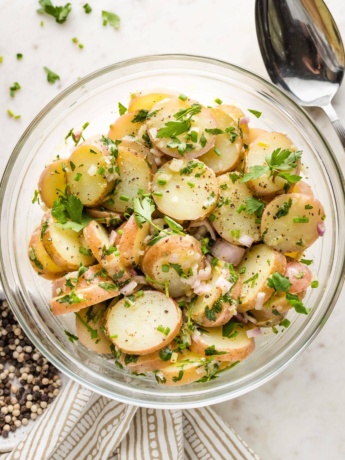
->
[[255, 0, 345, 149]]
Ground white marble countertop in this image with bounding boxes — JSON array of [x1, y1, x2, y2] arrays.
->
[[1, 1, 345, 458]]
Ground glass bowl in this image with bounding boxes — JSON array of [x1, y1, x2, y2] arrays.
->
[[1, 55, 344, 409]]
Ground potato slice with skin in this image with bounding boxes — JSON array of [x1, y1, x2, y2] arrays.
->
[[75, 303, 113, 354], [42, 212, 95, 271], [146, 97, 216, 158], [103, 146, 152, 213], [83, 220, 130, 281], [190, 261, 241, 327], [248, 128, 267, 144], [261, 193, 325, 252], [198, 107, 242, 175], [118, 138, 157, 172], [251, 291, 306, 327], [52, 264, 104, 297], [142, 234, 205, 298], [289, 180, 313, 196], [212, 173, 261, 247], [245, 132, 299, 197], [190, 325, 255, 362], [118, 215, 150, 267], [120, 342, 178, 373], [38, 159, 67, 208], [106, 290, 182, 355], [157, 350, 231, 386], [86, 209, 122, 227], [66, 143, 115, 207], [220, 105, 250, 145], [285, 260, 312, 294], [28, 227, 65, 280], [237, 244, 287, 311], [152, 158, 218, 221], [108, 111, 143, 141], [128, 90, 176, 112], [51, 265, 120, 316]]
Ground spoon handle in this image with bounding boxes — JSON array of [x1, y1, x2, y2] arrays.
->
[[322, 104, 345, 150]]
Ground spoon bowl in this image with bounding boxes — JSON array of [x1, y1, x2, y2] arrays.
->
[[256, 0, 345, 148]]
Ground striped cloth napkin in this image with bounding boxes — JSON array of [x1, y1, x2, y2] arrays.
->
[[1, 380, 260, 460]]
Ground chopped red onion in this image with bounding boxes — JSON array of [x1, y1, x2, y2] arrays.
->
[[211, 239, 246, 266], [254, 292, 265, 310], [238, 235, 254, 247], [120, 281, 138, 296], [233, 313, 247, 324], [317, 222, 325, 236], [190, 219, 217, 241], [109, 230, 117, 246], [240, 116, 250, 125], [246, 327, 262, 338]]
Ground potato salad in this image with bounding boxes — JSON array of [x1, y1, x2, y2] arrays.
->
[[28, 90, 325, 386]]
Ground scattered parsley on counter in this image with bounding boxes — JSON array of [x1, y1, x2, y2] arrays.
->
[[83, 3, 92, 14], [102, 10, 120, 30], [16, 53, 23, 60], [7, 109, 21, 120], [0, 56, 3, 63], [10, 82, 21, 98], [44, 67, 60, 84], [37, 0, 72, 24]]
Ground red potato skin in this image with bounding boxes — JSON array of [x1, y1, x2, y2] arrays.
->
[[285, 261, 312, 294]]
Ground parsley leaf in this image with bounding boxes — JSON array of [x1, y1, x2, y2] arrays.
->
[[242, 165, 269, 182], [44, 66, 60, 84], [156, 119, 192, 139], [204, 345, 227, 356], [172, 370, 184, 382], [222, 321, 240, 339], [132, 109, 158, 123], [164, 216, 184, 234], [267, 272, 292, 292], [245, 197, 265, 218], [10, 82, 21, 98], [248, 109, 262, 118], [83, 3, 92, 14], [133, 196, 155, 228], [275, 198, 292, 218], [64, 330, 79, 343], [38, 0, 72, 24], [52, 191, 91, 232], [102, 10, 120, 30], [118, 102, 127, 116]]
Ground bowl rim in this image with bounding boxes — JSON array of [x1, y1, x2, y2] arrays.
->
[[1, 53, 345, 409]]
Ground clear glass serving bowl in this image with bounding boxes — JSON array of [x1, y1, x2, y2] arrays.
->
[[1, 55, 344, 409]]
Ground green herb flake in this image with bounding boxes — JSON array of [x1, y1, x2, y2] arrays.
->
[[10, 82, 21, 97], [214, 148, 221, 156], [204, 345, 227, 356], [248, 109, 262, 118], [301, 259, 313, 266], [64, 330, 79, 343], [74, 172, 82, 181], [293, 217, 309, 223], [157, 325, 171, 336], [32, 189, 40, 204], [245, 196, 265, 218], [243, 273, 259, 288], [102, 10, 120, 29], [98, 282, 118, 291], [205, 128, 224, 135], [222, 321, 241, 339], [44, 67, 60, 84], [172, 370, 184, 382], [275, 198, 292, 219], [16, 53, 23, 60], [311, 280, 319, 288], [214, 98, 223, 105], [29, 247, 43, 270], [280, 318, 291, 328], [83, 3, 92, 13], [179, 94, 188, 101], [159, 347, 173, 361], [37, 0, 72, 24], [162, 264, 170, 273], [7, 109, 21, 119]]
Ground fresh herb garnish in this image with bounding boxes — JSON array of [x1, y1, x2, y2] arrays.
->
[[102, 10, 120, 29], [52, 189, 91, 232], [222, 321, 240, 339], [83, 3, 92, 13], [275, 198, 293, 218], [156, 104, 202, 140], [132, 109, 158, 123], [204, 345, 227, 356], [248, 109, 262, 118], [118, 102, 127, 116], [43, 66, 60, 84], [159, 348, 173, 361], [37, 0, 72, 24], [65, 121, 89, 146], [172, 370, 184, 382], [64, 330, 79, 343], [245, 197, 265, 218], [267, 271, 310, 314], [10, 82, 21, 97]]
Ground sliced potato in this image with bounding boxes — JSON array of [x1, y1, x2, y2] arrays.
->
[[128, 90, 176, 112], [146, 97, 216, 158], [118, 215, 150, 267], [38, 159, 68, 208], [248, 128, 267, 144], [237, 244, 287, 311], [83, 220, 130, 281], [220, 104, 250, 145], [42, 212, 95, 271], [285, 260, 312, 294], [102, 146, 152, 213], [51, 264, 120, 316], [119, 138, 157, 172], [190, 325, 255, 362], [108, 111, 143, 141], [152, 158, 218, 221], [106, 290, 182, 355], [289, 180, 313, 195], [245, 132, 299, 197], [198, 106, 242, 174], [28, 227, 65, 279], [66, 143, 116, 207], [86, 209, 123, 227], [141, 234, 204, 298], [250, 292, 291, 327], [190, 262, 241, 327], [212, 173, 261, 246], [261, 193, 325, 252], [120, 342, 178, 373], [75, 303, 113, 353]]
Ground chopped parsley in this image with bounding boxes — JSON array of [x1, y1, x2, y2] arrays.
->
[[156, 104, 202, 140], [118, 102, 127, 116], [293, 217, 309, 223], [245, 197, 265, 218], [204, 345, 227, 356], [37, 0, 72, 24], [159, 348, 173, 361], [7, 109, 21, 119], [172, 370, 184, 382], [65, 121, 89, 146], [16, 53, 23, 60], [44, 67, 60, 84], [52, 189, 91, 232], [83, 3, 92, 13], [10, 82, 21, 97], [248, 109, 262, 118], [243, 273, 259, 288], [214, 98, 223, 105], [267, 271, 310, 315], [275, 198, 292, 218], [64, 330, 79, 343], [222, 321, 241, 339], [102, 10, 120, 29]]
